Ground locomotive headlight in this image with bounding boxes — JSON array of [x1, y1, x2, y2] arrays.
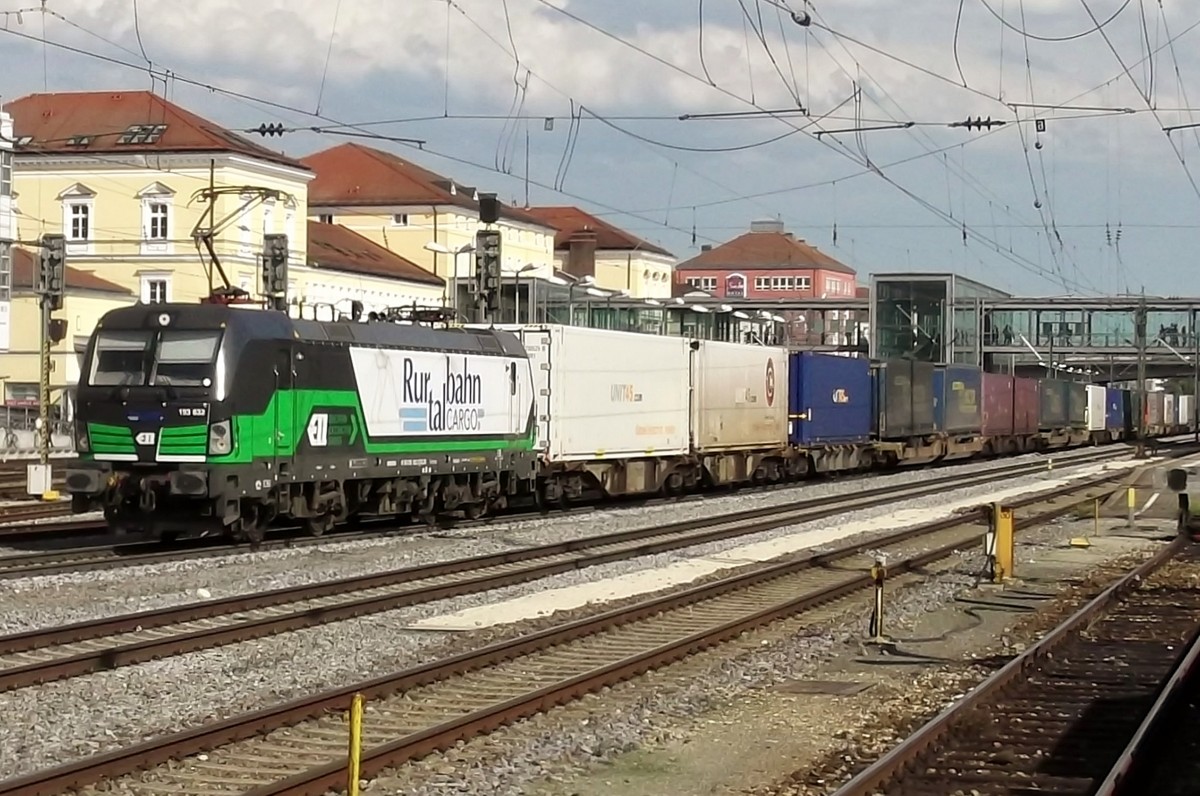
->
[[75, 425, 90, 453], [208, 420, 232, 455]]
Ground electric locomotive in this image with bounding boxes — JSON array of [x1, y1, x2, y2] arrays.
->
[[66, 302, 538, 542]]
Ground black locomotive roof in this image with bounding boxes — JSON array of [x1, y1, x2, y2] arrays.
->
[[94, 303, 526, 356]]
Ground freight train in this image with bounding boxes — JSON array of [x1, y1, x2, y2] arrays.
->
[[64, 303, 1195, 543]]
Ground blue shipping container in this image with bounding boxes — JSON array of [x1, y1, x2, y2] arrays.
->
[[788, 352, 872, 445], [1105, 387, 1124, 432], [933, 365, 983, 435]]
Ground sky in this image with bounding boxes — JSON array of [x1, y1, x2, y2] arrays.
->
[[1, 0, 1199, 297]]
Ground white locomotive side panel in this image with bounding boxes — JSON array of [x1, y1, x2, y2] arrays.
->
[[691, 340, 790, 451], [516, 326, 691, 461], [349, 347, 533, 438]]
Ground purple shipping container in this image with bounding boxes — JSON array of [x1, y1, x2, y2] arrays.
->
[[1013, 377, 1040, 434], [981, 373, 1014, 436]]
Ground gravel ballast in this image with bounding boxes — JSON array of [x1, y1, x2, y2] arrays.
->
[[0, 452, 1123, 635], [0, 454, 1151, 780]]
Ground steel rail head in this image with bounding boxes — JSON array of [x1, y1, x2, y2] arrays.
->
[[1092, 590, 1200, 796], [828, 536, 1186, 796]]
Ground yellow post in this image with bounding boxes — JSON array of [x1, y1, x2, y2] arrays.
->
[[347, 693, 364, 796], [869, 558, 887, 643], [993, 502, 1015, 582], [1127, 486, 1137, 528]]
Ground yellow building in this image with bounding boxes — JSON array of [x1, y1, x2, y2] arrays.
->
[[522, 206, 675, 299], [3, 91, 448, 413], [2, 247, 132, 414], [301, 143, 559, 320]]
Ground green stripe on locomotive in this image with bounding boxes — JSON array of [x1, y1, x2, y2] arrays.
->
[[207, 388, 535, 465], [87, 422, 136, 455]]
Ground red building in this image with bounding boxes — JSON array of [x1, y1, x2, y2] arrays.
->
[[675, 219, 856, 299]]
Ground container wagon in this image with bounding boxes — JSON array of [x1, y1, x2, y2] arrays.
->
[[933, 364, 983, 459], [788, 352, 873, 474], [513, 325, 693, 501], [1013, 376, 1040, 448], [980, 373, 1016, 455], [873, 359, 938, 464], [690, 340, 791, 484]]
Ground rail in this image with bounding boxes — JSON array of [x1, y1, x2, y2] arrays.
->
[[0, 465, 1140, 796], [0, 457, 1134, 692], [829, 538, 1199, 796]]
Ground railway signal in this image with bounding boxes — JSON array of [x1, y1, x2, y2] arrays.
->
[[474, 229, 502, 323], [261, 233, 289, 312]]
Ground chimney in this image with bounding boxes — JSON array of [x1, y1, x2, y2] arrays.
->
[[700, 244, 712, 252], [566, 229, 598, 279], [750, 218, 785, 234]]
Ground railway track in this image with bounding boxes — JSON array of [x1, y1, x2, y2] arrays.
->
[[0, 458, 1151, 796], [0, 501, 73, 526], [829, 540, 1200, 796], [0, 459, 1128, 693], [0, 445, 1150, 579]]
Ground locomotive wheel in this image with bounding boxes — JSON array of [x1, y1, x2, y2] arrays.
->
[[304, 512, 334, 537], [236, 509, 267, 547], [463, 502, 486, 520]]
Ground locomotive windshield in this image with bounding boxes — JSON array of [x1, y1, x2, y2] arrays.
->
[[88, 329, 222, 388]]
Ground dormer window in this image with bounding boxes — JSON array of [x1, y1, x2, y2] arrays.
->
[[391, 213, 409, 227]]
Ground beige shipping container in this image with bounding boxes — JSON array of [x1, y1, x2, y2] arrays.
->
[[690, 340, 789, 452]]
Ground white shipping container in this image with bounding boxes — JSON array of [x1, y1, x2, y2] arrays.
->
[[1166, 393, 1178, 427], [515, 325, 691, 461], [691, 340, 789, 451], [1181, 395, 1195, 429], [1085, 385, 1107, 432]]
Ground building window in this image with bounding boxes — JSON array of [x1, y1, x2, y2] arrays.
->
[[318, 214, 333, 224], [147, 203, 168, 239], [68, 203, 90, 241], [0, 150, 10, 196], [391, 213, 409, 226], [140, 273, 171, 304], [0, 242, 10, 303], [754, 276, 770, 291], [686, 276, 716, 291], [798, 276, 811, 290]]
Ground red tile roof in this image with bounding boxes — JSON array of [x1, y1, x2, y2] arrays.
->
[[302, 143, 551, 227], [3, 91, 309, 171], [677, 230, 856, 275], [523, 206, 673, 257], [306, 221, 444, 286], [11, 247, 132, 294]]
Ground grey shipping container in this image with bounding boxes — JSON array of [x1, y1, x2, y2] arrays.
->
[[1067, 382, 1087, 428], [873, 359, 937, 439], [1039, 378, 1071, 429]]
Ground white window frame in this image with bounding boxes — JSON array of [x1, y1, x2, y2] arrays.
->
[[262, 199, 275, 238], [139, 271, 172, 304], [798, 276, 811, 290], [238, 192, 255, 256], [64, 200, 94, 255], [317, 213, 333, 224], [754, 276, 770, 291], [136, 182, 175, 255], [391, 213, 409, 227], [0, 149, 11, 197], [284, 201, 296, 263]]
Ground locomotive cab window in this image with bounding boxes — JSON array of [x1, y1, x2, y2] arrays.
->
[[87, 329, 222, 387], [89, 331, 153, 386], [153, 331, 221, 386]]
